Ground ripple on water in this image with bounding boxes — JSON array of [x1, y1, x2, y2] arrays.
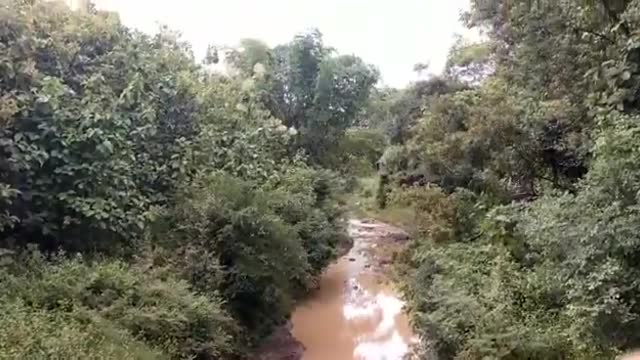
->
[[291, 220, 416, 360]]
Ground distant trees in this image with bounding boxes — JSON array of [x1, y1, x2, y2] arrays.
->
[[225, 30, 379, 162]]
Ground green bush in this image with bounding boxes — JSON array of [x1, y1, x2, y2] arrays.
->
[[399, 114, 640, 359], [0, 1, 361, 358], [400, 195, 579, 359], [379, 145, 408, 175], [0, 299, 165, 360], [0, 252, 236, 359], [266, 167, 345, 271], [0, 1, 202, 253], [160, 170, 344, 347], [322, 128, 387, 175]]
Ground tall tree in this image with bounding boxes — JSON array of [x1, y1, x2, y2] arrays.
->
[[228, 30, 379, 161]]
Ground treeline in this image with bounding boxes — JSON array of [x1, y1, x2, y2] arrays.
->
[[0, 1, 378, 358], [375, 0, 640, 358]]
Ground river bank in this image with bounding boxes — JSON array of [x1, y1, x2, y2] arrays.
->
[[254, 218, 414, 360]]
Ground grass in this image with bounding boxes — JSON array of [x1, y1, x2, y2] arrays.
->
[[345, 176, 417, 233]]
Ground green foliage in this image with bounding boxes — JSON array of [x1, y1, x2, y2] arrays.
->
[[265, 167, 346, 274], [406, 77, 589, 196], [162, 173, 307, 343], [378, 145, 409, 182], [231, 30, 379, 162], [0, 1, 357, 358], [358, 77, 466, 146], [323, 128, 387, 175], [0, 0, 202, 253], [159, 168, 345, 348], [225, 39, 272, 77], [0, 252, 235, 359], [0, 300, 165, 360], [401, 113, 640, 359], [376, 175, 390, 209], [393, 1, 640, 358], [446, 37, 493, 82], [195, 75, 297, 183]]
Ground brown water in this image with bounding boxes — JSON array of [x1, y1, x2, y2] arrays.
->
[[291, 219, 417, 360]]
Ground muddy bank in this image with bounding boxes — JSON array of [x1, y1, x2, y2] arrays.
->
[[255, 218, 413, 360], [251, 223, 353, 360], [252, 321, 305, 360], [253, 219, 412, 360]]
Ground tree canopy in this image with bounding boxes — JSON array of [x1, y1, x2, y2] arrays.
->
[[225, 30, 379, 162]]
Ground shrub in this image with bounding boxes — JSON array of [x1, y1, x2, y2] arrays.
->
[[266, 167, 345, 274], [0, 2, 355, 358], [399, 114, 640, 359], [160, 170, 343, 346], [0, 251, 236, 359], [379, 145, 408, 175], [0, 299, 165, 360], [376, 175, 390, 209], [0, 0, 202, 253], [322, 128, 387, 175]]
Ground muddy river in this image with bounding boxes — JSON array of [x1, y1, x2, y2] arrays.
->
[[290, 219, 417, 360]]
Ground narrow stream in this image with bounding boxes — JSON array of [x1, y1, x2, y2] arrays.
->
[[291, 219, 417, 360]]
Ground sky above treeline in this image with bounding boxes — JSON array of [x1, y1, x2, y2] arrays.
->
[[93, 0, 473, 88]]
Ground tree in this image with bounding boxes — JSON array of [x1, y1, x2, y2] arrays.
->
[[228, 30, 379, 162], [0, 2, 354, 358], [445, 37, 493, 83]]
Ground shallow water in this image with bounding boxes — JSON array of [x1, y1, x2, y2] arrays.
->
[[291, 220, 416, 360]]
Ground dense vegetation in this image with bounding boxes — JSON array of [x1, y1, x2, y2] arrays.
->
[[0, 1, 378, 358], [370, 0, 640, 358], [7, 0, 640, 359]]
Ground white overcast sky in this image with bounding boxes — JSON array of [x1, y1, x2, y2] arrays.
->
[[93, 0, 472, 88]]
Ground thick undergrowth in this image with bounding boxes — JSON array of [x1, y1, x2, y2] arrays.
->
[[372, 1, 640, 358]]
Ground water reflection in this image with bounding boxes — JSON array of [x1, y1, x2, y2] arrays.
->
[[291, 220, 416, 360]]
